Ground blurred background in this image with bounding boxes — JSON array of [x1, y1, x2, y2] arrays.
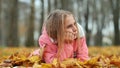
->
[[0, 0, 120, 47]]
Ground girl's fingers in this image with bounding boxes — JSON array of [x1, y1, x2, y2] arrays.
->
[[64, 31, 75, 43]]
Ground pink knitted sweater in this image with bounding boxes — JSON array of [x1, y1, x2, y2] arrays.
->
[[32, 26, 89, 63]]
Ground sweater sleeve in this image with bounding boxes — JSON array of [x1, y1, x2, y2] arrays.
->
[[77, 37, 89, 61], [43, 44, 57, 63], [43, 43, 73, 63]]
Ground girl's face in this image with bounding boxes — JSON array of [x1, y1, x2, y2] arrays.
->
[[64, 15, 78, 43]]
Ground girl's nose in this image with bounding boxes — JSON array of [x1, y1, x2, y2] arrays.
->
[[73, 25, 77, 32]]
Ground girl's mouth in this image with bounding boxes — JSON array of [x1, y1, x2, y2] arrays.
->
[[74, 34, 77, 39]]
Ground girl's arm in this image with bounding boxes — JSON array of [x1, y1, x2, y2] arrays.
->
[[43, 43, 73, 63], [77, 37, 89, 61], [43, 44, 57, 63]]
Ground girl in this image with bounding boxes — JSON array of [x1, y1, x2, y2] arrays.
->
[[31, 9, 89, 63]]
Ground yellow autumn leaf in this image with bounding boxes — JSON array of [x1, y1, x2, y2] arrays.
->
[[41, 63, 52, 68], [52, 58, 58, 65], [86, 56, 99, 65], [33, 62, 41, 68], [60, 58, 81, 68], [28, 55, 40, 63]]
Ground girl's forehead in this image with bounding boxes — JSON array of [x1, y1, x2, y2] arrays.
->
[[64, 15, 75, 24]]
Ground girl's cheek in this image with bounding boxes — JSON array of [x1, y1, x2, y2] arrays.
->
[[66, 29, 73, 33]]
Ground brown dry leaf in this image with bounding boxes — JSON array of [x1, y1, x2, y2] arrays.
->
[[12, 55, 27, 66], [85, 56, 99, 65], [9, 52, 27, 61], [97, 56, 110, 67], [1, 46, 120, 67], [60, 58, 82, 68], [0, 62, 12, 68], [110, 61, 120, 67], [21, 60, 33, 67], [109, 55, 120, 67], [0, 57, 8, 63], [4, 52, 30, 66]]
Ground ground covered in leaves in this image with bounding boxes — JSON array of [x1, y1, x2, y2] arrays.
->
[[0, 46, 120, 68]]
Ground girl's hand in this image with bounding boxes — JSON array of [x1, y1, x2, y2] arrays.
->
[[64, 31, 77, 43], [29, 44, 45, 58]]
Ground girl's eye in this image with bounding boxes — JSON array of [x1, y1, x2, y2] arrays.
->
[[67, 24, 72, 28], [74, 22, 76, 25]]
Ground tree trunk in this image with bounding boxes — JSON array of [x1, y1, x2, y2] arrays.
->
[[95, 0, 105, 46], [0, 0, 1, 45], [54, 0, 60, 9], [48, 0, 51, 13], [25, 0, 35, 46], [61, 0, 73, 12], [76, 0, 82, 23], [39, 0, 44, 35], [110, 0, 120, 45], [113, 0, 120, 45], [85, 0, 90, 46], [8, 0, 18, 46], [93, 0, 101, 46], [100, 0, 106, 45], [1, 0, 19, 47], [0, 0, 6, 46]]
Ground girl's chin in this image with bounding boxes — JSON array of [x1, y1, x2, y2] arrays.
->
[[74, 35, 77, 39]]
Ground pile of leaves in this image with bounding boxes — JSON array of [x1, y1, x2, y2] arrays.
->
[[0, 46, 120, 68]]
